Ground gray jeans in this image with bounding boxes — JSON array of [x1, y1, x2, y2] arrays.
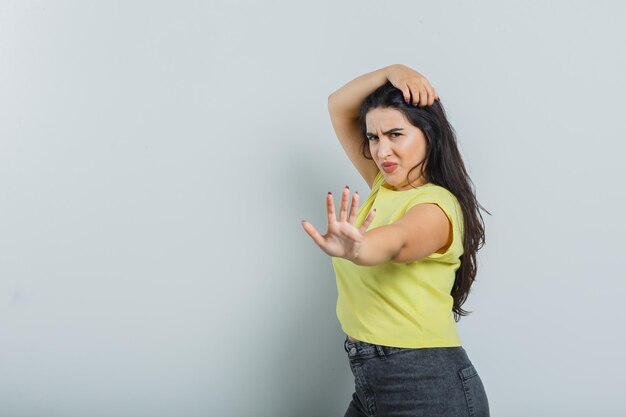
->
[[343, 337, 490, 417]]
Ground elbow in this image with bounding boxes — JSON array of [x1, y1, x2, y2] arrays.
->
[[327, 93, 336, 110], [327, 95, 340, 116]]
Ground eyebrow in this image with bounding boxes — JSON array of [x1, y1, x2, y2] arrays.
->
[[365, 128, 404, 137]]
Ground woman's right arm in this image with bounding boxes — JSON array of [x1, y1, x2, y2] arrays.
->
[[327, 66, 389, 189], [327, 64, 438, 189]]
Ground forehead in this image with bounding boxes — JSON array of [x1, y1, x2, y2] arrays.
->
[[365, 107, 408, 129]]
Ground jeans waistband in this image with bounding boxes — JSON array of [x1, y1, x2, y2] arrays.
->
[[343, 336, 465, 361], [344, 337, 410, 360]]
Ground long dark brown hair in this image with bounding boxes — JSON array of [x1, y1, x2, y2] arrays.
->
[[358, 81, 491, 322]]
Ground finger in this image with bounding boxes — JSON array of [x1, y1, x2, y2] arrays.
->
[[301, 220, 326, 247], [401, 84, 411, 105], [404, 81, 415, 105], [339, 186, 349, 222], [428, 87, 437, 106], [407, 83, 418, 106], [416, 87, 429, 107], [359, 209, 377, 233], [409, 83, 422, 107], [326, 191, 336, 226], [348, 191, 359, 224]]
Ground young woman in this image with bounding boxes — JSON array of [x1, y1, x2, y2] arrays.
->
[[301, 64, 491, 417]]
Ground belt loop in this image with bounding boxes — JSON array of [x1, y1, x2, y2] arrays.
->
[[375, 344, 387, 360]]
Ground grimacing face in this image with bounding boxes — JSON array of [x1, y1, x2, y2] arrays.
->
[[365, 107, 428, 191]]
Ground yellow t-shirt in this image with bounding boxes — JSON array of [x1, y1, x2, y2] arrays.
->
[[331, 170, 465, 348]]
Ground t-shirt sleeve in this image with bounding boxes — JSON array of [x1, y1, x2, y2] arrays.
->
[[405, 187, 464, 261]]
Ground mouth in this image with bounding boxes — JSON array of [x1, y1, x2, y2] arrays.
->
[[382, 163, 398, 173]]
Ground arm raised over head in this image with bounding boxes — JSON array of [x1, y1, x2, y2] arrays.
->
[[327, 65, 439, 189]]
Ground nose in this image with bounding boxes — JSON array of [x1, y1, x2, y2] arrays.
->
[[377, 138, 393, 160]]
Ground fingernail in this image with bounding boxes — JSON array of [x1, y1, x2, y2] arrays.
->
[[345, 185, 349, 190], [328, 191, 332, 195]]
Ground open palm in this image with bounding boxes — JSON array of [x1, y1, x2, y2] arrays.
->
[[301, 186, 376, 260]]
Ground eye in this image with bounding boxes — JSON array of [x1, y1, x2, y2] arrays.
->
[[367, 136, 378, 141], [390, 133, 401, 138]]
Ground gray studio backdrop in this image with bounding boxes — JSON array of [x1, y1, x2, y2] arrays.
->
[[1, 1, 625, 416]]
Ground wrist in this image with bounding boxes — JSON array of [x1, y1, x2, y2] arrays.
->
[[348, 225, 403, 266], [383, 64, 395, 80], [348, 249, 365, 266], [345, 233, 378, 267], [383, 63, 404, 78]]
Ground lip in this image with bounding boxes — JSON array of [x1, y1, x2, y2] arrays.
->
[[382, 163, 398, 173]]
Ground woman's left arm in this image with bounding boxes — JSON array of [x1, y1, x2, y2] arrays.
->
[[350, 202, 449, 265], [301, 187, 449, 265]]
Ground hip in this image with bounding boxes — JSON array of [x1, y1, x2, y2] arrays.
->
[[342, 336, 490, 417]]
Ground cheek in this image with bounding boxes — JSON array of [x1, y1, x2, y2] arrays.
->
[[407, 139, 426, 155]]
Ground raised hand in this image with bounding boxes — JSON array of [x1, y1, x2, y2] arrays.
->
[[385, 64, 439, 107], [301, 186, 376, 260]]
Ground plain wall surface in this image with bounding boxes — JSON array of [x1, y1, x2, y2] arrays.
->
[[1, 1, 625, 416]]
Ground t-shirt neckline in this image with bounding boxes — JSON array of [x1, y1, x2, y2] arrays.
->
[[380, 181, 433, 192]]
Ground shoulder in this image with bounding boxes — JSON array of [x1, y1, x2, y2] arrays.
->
[[402, 185, 465, 261], [405, 184, 463, 228], [407, 184, 459, 207]]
